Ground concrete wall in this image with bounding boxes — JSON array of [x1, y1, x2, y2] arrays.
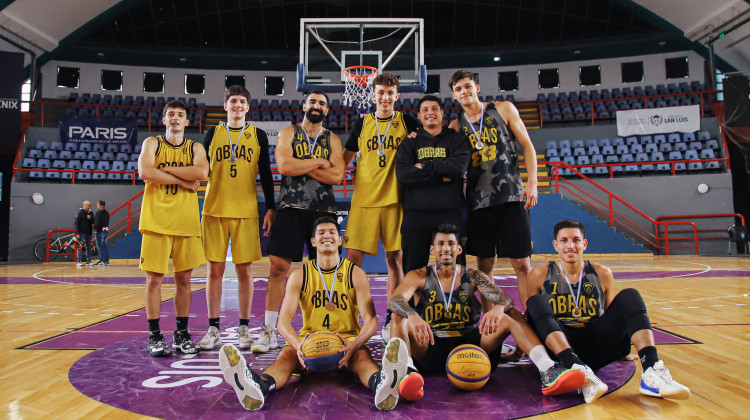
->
[[9, 181, 142, 262], [40, 50, 707, 105]]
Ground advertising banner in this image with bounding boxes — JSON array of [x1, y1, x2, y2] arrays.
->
[[59, 116, 138, 145], [616, 105, 700, 137]]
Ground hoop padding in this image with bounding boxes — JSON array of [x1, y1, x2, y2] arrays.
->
[[343, 66, 378, 110]]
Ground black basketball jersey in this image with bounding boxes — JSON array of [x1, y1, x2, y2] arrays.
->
[[457, 102, 524, 210], [277, 124, 336, 213], [413, 265, 482, 337], [542, 261, 605, 328]]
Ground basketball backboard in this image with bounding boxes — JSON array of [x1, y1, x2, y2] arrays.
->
[[297, 18, 427, 94]]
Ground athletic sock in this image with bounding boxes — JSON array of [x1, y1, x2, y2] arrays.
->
[[638, 346, 659, 370], [556, 348, 584, 369], [147, 319, 161, 334], [265, 311, 279, 330], [176, 317, 189, 331], [259, 373, 277, 395], [368, 371, 381, 392], [529, 345, 555, 372], [384, 309, 392, 325], [239, 319, 249, 327], [208, 318, 220, 329]]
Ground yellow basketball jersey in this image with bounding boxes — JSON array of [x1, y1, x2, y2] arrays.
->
[[351, 112, 409, 208], [203, 123, 262, 218], [139, 135, 201, 236], [298, 259, 361, 339]]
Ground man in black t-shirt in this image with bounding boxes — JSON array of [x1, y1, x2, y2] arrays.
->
[[94, 200, 110, 266], [74, 200, 95, 267]]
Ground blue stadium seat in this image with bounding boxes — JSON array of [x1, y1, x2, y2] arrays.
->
[[28, 149, 42, 159], [674, 142, 687, 152], [120, 144, 133, 154], [558, 147, 571, 157], [616, 145, 629, 155], [79, 143, 92, 152], [92, 143, 105, 153], [546, 148, 558, 157], [35, 141, 49, 150], [705, 139, 719, 150], [601, 145, 615, 156], [22, 158, 36, 168], [105, 144, 119, 153], [115, 152, 129, 161], [698, 131, 711, 141], [683, 132, 696, 142], [134, 144, 142, 153], [61, 171, 73, 181], [112, 161, 125, 172], [612, 137, 624, 146], [668, 133, 682, 143], [546, 140, 558, 150], [52, 160, 66, 169], [126, 161, 138, 172], [43, 150, 58, 160], [59, 150, 72, 160], [102, 152, 115, 161], [29, 171, 44, 180], [700, 149, 715, 159], [658, 143, 673, 153], [87, 152, 101, 161], [107, 172, 122, 181], [605, 155, 619, 164], [64, 142, 78, 151], [37, 158, 51, 169], [78, 172, 92, 181], [45, 171, 60, 180], [587, 146, 600, 156], [50, 142, 63, 151], [97, 161, 111, 171], [73, 151, 87, 160], [558, 139, 571, 149], [130, 153, 139, 161], [688, 141, 703, 150], [653, 134, 666, 144], [573, 147, 586, 156], [645, 144, 658, 154], [572, 139, 585, 149], [640, 135, 652, 144], [625, 136, 639, 146], [688, 161, 704, 172], [668, 151, 683, 161], [630, 144, 644, 154], [67, 160, 82, 170], [82, 160, 96, 170]]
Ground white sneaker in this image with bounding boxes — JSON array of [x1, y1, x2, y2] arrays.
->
[[197, 326, 222, 350], [380, 321, 391, 344], [375, 337, 409, 411], [219, 344, 264, 411], [572, 363, 608, 403], [251, 325, 279, 353], [237, 325, 254, 349], [76, 262, 83, 268], [640, 360, 690, 399]]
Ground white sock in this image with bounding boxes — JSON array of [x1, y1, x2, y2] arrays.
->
[[265, 311, 278, 330], [529, 345, 555, 372]]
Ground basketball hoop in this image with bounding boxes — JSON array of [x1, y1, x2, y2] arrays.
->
[[342, 65, 378, 110]]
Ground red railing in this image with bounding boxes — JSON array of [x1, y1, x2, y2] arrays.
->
[[108, 191, 144, 239], [538, 90, 720, 128], [44, 229, 76, 262], [14, 167, 139, 184], [543, 160, 700, 255], [654, 213, 746, 251]]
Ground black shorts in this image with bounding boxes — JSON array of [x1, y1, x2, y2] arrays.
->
[[266, 208, 334, 262], [465, 202, 533, 259], [400, 209, 466, 273], [412, 329, 503, 375]]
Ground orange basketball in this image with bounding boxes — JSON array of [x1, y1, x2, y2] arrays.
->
[[301, 331, 345, 372], [445, 344, 492, 391]]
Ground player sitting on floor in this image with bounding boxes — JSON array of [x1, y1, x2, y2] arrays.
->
[[219, 216, 413, 411], [525, 219, 690, 402], [388, 223, 586, 401]]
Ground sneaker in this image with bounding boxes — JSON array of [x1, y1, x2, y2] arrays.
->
[[398, 370, 424, 402], [251, 325, 279, 353], [639, 360, 690, 399], [94, 261, 105, 266], [104, 261, 110, 266], [219, 344, 265, 411], [381, 321, 391, 344], [375, 337, 409, 411], [148, 331, 170, 357], [87, 261, 96, 266], [573, 363, 608, 403], [197, 326, 223, 350], [76, 262, 83, 268], [541, 362, 586, 396], [173, 329, 199, 354], [237, 325, 254, 349]]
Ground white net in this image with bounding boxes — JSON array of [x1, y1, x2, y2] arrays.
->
[[342, 66, 378, 111]]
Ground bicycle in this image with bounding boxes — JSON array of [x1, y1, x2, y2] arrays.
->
[[34, 230, 98, 262]]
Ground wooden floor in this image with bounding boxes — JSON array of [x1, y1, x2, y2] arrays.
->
[[1, 255, 749, 419]]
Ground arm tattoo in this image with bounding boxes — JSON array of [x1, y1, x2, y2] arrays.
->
[[389, 294, 418, 319], [468, 269, 515, 310]]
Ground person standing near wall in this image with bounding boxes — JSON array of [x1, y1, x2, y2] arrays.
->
[[74, 200, 95, 267], [94, 200, 110, 266]]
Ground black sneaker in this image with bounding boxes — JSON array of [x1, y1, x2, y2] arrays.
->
[[173, 329, 199, 354], [148, 331, 170, 357]]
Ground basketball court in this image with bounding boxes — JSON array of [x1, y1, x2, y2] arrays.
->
[[3, 255, 749, 418]]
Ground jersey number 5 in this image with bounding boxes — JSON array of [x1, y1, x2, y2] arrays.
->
[[230, 164, 237, 178]]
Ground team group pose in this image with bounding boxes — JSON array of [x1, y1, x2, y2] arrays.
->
[[134, 74, 690, 411]]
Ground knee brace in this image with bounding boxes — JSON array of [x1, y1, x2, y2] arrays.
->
[[525, 294, 564, 341], [613, 288, 651, 335]]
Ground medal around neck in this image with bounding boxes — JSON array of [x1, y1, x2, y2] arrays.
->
[[377, 149, 386, 156]]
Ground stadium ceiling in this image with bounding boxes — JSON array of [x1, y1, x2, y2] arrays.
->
[[1, 0, 749, 74]]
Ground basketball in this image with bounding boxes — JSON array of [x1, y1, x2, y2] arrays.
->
[[301, 331, 345, 373], [445, 344, 492, 391]]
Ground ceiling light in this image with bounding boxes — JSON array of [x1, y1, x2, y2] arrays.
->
[[493, 56, 501, 62], [180, 57, 187, 62], [659, 41, 666, 46], [574, 50, 581, 54]]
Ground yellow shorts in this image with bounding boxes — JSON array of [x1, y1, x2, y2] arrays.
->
[[139, 231, 205, 274], [201, 215, 261, 264], [343, 203, 402, 255]]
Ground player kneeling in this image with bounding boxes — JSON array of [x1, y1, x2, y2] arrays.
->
[[388, 223, 586, 401], [219, 216, 409, 411]]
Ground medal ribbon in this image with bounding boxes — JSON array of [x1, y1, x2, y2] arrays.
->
[[558, 262, 584, 314], [165, 126, 184, 142], [301, 124, 323, 157], [316, 258, 341, 308], [225, 123, 247, 161], [432, 264, 460, 315], [463, 102, 485, 148], [375, 114, 395, 154]]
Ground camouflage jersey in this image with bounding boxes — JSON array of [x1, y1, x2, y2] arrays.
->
[[413, 265, 482, 338], [277, 124, 336, 214], [542, 261, 606, 328], [457, 102, 524, 210]]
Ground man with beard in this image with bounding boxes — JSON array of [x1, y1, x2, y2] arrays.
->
[[253, 91, 346, 353]]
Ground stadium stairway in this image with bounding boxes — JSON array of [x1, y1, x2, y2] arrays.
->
[[517, 101, 540, 130], [530, 193, 648, 254]]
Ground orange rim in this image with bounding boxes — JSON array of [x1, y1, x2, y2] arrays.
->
[[343, 65, 378, 87]]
